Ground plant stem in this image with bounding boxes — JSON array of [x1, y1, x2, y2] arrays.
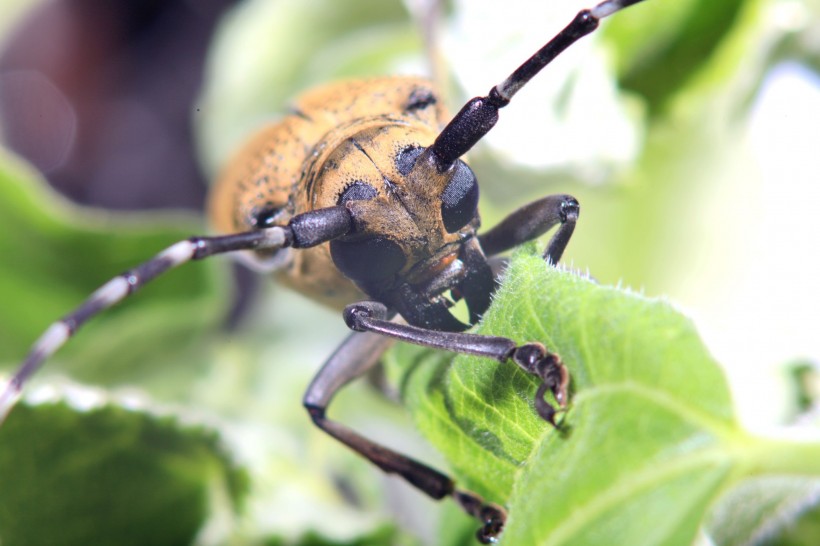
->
[[743, 434, 820, 477]]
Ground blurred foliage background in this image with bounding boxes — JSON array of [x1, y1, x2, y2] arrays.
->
[[0, 0, 818, 544]]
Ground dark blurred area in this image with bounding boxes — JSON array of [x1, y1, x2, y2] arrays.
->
[[0, 0, 239, 211]]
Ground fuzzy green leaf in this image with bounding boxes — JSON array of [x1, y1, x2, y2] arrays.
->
[[386, 250, 820, 545]]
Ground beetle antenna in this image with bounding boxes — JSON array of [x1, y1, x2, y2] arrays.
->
[[1, 205, 353, 423], [429, 0, 647, 170], [0, 228, 288, 422]]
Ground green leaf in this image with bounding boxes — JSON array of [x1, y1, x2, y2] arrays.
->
[[606, 0, 748, 114], [707, 476, 820, 546], [385, 249, 820, 545], [0, 396, 248, 546]]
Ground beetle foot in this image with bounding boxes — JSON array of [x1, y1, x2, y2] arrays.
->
[[453, 489, 506, 544], [511, 343, 569, 428]]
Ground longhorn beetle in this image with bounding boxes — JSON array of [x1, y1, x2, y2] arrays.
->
[[2, 0, 647, 542]]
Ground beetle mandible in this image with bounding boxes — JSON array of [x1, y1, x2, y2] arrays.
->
[[1, 0, 647, 542]]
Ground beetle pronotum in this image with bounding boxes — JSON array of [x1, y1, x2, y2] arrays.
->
[[2, 0, 647, 542]]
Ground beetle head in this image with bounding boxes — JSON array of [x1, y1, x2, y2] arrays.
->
[[312, 122, 489, 328]]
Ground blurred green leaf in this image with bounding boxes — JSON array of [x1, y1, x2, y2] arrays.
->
[[0, 398, 247, 546], [386, 249, 820, 545], [196, 0, 421, 176], [707, 476, 820, 546], [606, 0, 748, 114], [769, 504, 820, 546]]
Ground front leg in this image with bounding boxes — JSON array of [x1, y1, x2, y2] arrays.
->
[[479, 194, 579, 265], [344, 302, 569, 426]]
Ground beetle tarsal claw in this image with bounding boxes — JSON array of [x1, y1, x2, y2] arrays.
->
[[477, 506, 506, 544], [453, 490, 507, 544], [511, 343, 570, 427], [540, 352, 570, 408]]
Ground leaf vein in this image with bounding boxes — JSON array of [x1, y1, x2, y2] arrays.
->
[[575, 381, 737, 440]]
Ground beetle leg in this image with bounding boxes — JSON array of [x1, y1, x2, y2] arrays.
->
[[343, 302, 568, 425], [304, 325, 507, 544], [1, 205, 353, 422], [479, 194, 579, 265]]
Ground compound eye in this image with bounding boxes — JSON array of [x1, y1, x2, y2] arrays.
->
[[440, 161, 479, 233], [330, 236, 406, 282], [338, 181, 378, 205]]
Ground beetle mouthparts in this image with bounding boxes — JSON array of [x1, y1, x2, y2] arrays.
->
[[410, 252, 466, 298]]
